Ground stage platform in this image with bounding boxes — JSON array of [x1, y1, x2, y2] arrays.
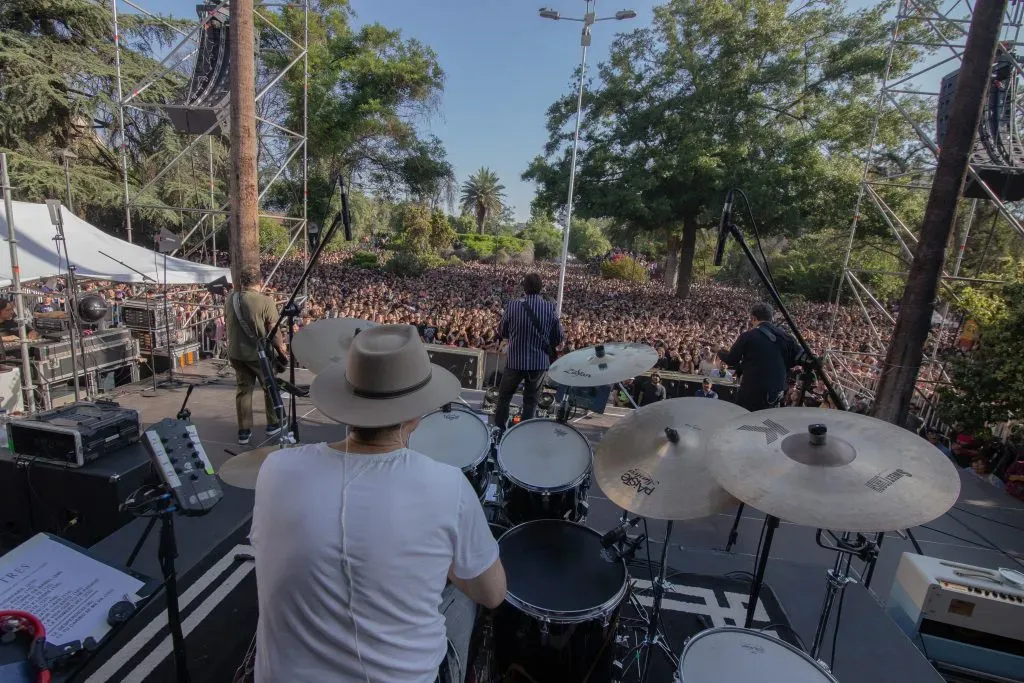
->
[[7, 360, 1024, 682]]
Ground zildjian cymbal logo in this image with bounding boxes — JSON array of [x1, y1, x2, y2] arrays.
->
[[566, 368, 592, 378]]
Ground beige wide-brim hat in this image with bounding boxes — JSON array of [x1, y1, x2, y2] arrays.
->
[[310, 324, 461, 428]]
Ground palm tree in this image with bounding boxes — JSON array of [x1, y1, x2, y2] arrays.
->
[[460, 168, 506, 234]]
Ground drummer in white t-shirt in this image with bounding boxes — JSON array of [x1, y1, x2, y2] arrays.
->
[[251, 325, 506, 683]]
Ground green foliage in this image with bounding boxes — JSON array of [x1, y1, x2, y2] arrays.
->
[[601, 256, 649, 283], [460, 168, 506, 235], [569, 219, 611, 260], [448, 213, 476, 234], [259, 217, 292, 257], [524, 0, 931, 298], [390, 202, 432, 253], [351, 250, 380, 269], [384, 251, 428, 277], [429, 208, 456, 252], [455, 233, 530, 261], [519, 216, 563, 260], [939, 277, 1024, 430]]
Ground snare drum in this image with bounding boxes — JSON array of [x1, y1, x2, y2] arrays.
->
[[493, 520, 628, 683], [676, 627, 837, 682], [496, 419, 592, 525], [409, 405, 491, 498]]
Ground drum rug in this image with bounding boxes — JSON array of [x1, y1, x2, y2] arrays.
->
[[621, 567, 795, 681]]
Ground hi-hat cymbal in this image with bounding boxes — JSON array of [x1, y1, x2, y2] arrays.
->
[[291, 318, 379, 374], [218, 444, 296, 489], [595, 398, 750, 520], [548, 343, 658, 387], [706, 408, 962, 532]]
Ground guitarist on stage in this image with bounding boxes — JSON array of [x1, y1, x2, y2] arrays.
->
[[493, 272, 564, 432], [225, 269, 288, 446]]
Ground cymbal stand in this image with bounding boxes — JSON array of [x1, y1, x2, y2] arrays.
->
[[810, 530, 878, 659], [744, 515, 779, 628], [637, 520, 680, 681]]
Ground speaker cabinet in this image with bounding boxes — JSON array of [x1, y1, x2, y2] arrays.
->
[[426, 346, 485, 390]]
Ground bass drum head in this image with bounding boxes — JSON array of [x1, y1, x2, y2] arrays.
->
[[679, 628, 836, 682], [497, 419, 592, 491], [409, 406, 490, 470], [500, 520, 626, 619]]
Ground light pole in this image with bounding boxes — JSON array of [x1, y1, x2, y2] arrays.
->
[[540, 2, 637, 317], [56, 149, 78, 213]]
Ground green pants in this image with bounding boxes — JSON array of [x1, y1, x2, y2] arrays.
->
[[230, 358, 280, 432]]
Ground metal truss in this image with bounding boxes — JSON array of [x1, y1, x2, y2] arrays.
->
[[826, 0, 1024, 401], [110, 0, 309, 285]]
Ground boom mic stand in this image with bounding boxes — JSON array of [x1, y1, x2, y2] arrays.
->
[[715, 191, 849, 628], [264, 178, 349, 443], [46, 201, 89, 401]]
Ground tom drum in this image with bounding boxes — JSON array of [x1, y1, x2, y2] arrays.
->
[[409, 405, 491, 498]]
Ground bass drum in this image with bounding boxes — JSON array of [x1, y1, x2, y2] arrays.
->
[[676, 627, 837, 682], [409, 405, 491, 498], [493, 520, 627, 683]]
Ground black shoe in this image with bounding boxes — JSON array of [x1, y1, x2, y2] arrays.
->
[[266, 424, 282, 438], [238, 429, 252, 445]]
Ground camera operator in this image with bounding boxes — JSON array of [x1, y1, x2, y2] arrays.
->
[[717, 303, 793, 411]]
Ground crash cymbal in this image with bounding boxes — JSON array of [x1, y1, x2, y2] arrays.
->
[[706, 408, 962, 532], [291, 318, 379, 374], [595, 398, 750, 520], [218, 444, 296, 490], [548, 343, 658, 387]]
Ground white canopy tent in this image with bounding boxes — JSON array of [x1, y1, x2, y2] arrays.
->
[[0, 201, 230, 286]]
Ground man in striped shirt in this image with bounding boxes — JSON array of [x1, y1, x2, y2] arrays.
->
[[494, 273, 564, 430]]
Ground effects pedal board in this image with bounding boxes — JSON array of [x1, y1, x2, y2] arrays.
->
[[142, 418, 223, 515]]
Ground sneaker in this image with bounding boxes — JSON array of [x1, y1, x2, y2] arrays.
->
[[266, 424, 283, 438], [238, 429, 252, 445]]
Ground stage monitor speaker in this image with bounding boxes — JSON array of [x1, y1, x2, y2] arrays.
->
[[554, 384, 612, 414], [426, 346, 484, 390], [0, 443, 155, 547]]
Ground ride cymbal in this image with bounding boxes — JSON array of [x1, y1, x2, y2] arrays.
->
[[291, 318, 379, 374], [218, 444, 296, 490], [595, 398, 750, 520], [706, 408, 962, 532], [548, 343, 658, 387]]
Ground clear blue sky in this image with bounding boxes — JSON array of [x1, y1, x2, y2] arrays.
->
[[135, 0, 893, 220]]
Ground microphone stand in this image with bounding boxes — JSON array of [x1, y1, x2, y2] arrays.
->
[[51, 208, 89, 401], [265, 180, 348, 442], [99, 250, 160, 391]]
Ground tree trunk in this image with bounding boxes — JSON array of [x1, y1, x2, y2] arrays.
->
[[675, 215, 698, 299], [229, 0, 259, 284], [477, 206, 486, 234], [871, 0, 1006, 426], [663, 232, 680, 288]]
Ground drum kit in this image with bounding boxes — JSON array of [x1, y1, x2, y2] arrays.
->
[[219, 332, 964, 683]]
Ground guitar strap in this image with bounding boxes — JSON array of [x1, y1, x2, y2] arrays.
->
[[230, 291, 261, 345]]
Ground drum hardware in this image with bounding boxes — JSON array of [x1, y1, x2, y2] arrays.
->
[[809, 529, 880, 660], [635, 520, 680, 681]]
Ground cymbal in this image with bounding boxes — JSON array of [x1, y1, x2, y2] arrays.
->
[[706, 408, 962, 532], [218, 444, 296, 490], [291, 318, 379, 374], [548, 343, 658, 387], [595, 398, 750, 520]]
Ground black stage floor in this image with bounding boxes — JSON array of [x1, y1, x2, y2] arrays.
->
[[5, 364, 1023, 682]]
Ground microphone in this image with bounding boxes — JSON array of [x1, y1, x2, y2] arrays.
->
[[713, 188, 734, 267], [599, 516, 641, 550], [339, 176, 352, 241]]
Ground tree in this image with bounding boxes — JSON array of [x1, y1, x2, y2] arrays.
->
[[390, 202, 432, 254], [0, 0, 192, 238], [524, 0, 930, 298], [429, 208, 455, 252], [266, 1, 455, 227], [259, 217, 292, 256], [569, 218, 611, 260], [448, 213, 476, 235], [519, 215, 563, 259], [460, 167, 506, 234], [939, 274, 1024, 431]]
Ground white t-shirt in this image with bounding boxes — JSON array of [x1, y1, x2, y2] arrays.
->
[[250, 443, 499, 682]]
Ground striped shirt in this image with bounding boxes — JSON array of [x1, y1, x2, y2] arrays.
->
[[498, 294, 564, 371]]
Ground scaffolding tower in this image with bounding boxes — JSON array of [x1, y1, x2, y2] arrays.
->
[[826, 0, 1024, 403], [109, 0, 309, 285]]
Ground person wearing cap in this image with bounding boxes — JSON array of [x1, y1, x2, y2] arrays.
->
[[695, 378, 718, 399], [640, 371, 667, 406], [250, 324, 506, 683]]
